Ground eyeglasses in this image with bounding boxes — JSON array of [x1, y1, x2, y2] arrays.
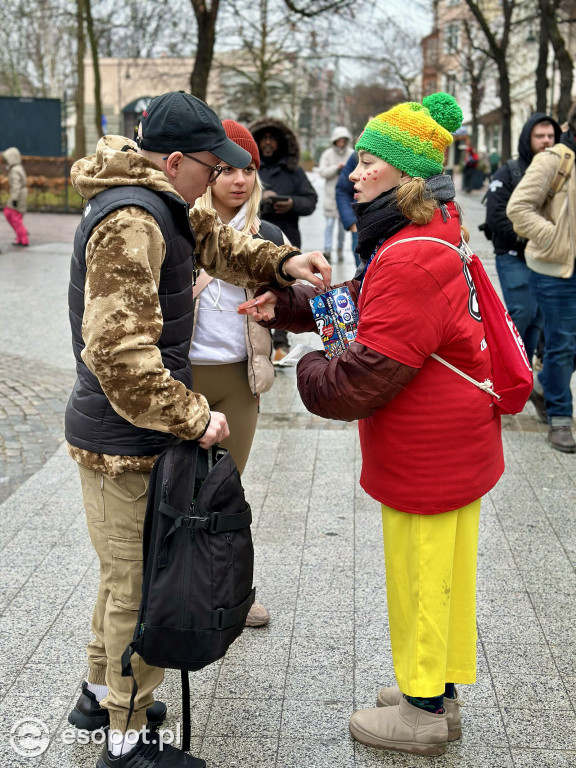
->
[[163, 152, 223, 183]]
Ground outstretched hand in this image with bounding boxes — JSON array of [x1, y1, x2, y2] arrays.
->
[[283, 252, 331, 290], [237, 291, 277, 322]]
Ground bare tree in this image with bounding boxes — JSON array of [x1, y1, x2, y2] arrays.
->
[[188, 0, 357, 104], [0, 0, 75, 98], [75, 0, 86, 158], [216, 0, 303, 119], [462, 0, 516, 159], [283, 0, 354, 14], [459, 19, 494, 147], [85, 0, 103, 140], [538, 0, 573, 122], [372, 21, 423, 102], [535, 13, 549, 113], [189, 0, 221, 100]]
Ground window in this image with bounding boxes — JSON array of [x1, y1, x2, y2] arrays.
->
[[444, 22, 460, 53], [424, 37, 439, 66], [444, 72, 457, 97]]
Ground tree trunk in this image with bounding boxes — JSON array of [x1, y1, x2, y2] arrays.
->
[[555, 45, 573, 123], [538, 0, 573, 122], [535, 18, 549, 113], [75, 0, 86, 159], [463, 0, 514, 159], [189, 0, 220, 101], [496, 54, 512, 160], [85, 0, 103, 139]]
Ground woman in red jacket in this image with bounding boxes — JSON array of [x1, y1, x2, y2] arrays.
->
[[240, 93, 504, 757]]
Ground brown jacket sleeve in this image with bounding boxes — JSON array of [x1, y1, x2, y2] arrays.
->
[[257, 278, 361, 333], [296, 342, 419, 422]]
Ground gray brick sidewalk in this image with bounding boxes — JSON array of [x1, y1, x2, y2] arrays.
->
[[0, 353, 74, 505], [1, 189, 576, 767]]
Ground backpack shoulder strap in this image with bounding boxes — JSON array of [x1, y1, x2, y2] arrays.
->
[[376, 235, 499, 399], [547, 145, 575, 198], [506, 158, 523, 189], [377, 236, 473, 264]]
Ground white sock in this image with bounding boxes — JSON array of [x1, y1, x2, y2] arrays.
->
[[86, 682, 108, 703], [109, 729, 140, 757]]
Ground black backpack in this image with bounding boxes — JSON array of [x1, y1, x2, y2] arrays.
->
[[479, 159, 522, 241], [121, 440, 255, 750]]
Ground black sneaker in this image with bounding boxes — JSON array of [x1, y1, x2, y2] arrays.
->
[[96, 732, 206, 768], [68, 682, 167, 731]]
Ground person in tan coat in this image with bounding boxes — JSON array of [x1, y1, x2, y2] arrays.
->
[[507, 103, 576, 453]]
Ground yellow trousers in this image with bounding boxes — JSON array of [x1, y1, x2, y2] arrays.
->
[[381, 499, 481, 698]]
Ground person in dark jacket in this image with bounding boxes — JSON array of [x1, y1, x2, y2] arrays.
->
[[335, 151, 360, 267], [240, 93, 504, 757], [485, 112, 560, 422], [249, 117, 317, 249], [249, 117, 318, 358]]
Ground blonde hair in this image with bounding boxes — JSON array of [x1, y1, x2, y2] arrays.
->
[[195, 170, 263, 235], [395, 176, 437, 225], [396, 176, 469, 241]]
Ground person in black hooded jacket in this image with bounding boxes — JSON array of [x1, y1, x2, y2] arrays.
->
[[485, 113, 560, 392], [249, 117, 318, 358], [249, 117, 318, 249]]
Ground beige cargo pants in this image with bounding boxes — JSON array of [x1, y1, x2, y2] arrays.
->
[[78, 465, 164, 733]]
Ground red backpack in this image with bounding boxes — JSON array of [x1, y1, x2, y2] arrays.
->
[[378, 236, 533, 415]]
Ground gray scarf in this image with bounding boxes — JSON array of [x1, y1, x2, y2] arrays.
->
[[353, 173, 457, 279]]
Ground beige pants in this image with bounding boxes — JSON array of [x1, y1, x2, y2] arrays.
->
[[79, 464, 163, 733], [191, 361, 259, 474]]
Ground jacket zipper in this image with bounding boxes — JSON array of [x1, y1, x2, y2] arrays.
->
[[244, 288, 258, 396]]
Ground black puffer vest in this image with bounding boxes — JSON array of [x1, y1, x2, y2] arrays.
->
[[66, 185, 196, 456]]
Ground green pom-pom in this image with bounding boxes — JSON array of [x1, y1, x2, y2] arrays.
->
[[422, 92, 463, 133]]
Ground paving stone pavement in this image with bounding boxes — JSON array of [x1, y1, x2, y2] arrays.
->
[[1, 176, 576, 768], [0, 353, 75, 505]]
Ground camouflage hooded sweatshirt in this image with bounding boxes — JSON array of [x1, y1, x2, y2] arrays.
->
[[68, 135, 299, 476]]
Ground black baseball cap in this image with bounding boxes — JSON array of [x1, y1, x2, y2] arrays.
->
[[137, 91, 251, 167]]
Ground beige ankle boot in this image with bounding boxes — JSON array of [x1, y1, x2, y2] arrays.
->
[[376, 686, 462, 740], [349, 695, 448, 756]]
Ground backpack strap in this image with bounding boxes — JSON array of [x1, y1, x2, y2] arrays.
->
[[506, 158, 523, 189], [157, 501, 252, 567], [547, 146, 575, 198], [376, 235, 473, 264], [376, 236, 499, 399]]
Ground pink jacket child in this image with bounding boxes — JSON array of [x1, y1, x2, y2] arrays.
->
[[2, 147, 28, 246]]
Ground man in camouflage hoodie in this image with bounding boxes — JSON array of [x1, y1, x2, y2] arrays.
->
[[65, 92, 330, 768]]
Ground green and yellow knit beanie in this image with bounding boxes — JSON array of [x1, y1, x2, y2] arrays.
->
[[355, 92, 463, 178]]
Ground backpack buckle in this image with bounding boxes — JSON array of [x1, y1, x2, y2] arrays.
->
[[184, 515, 210, 529]]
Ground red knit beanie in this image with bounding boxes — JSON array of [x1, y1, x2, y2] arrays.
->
[[221, 120, 260, 169]]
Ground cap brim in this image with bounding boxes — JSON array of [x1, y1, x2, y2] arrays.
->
[[212, 137, 252, 168]]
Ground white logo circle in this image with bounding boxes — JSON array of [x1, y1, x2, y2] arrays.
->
[[10, 717, 50, 757]]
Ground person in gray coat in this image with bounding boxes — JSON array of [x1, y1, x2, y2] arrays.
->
[[319, 126, 353, 262]]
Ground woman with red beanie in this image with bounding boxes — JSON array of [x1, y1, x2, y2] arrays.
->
[[191, 120, 288, 628]]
